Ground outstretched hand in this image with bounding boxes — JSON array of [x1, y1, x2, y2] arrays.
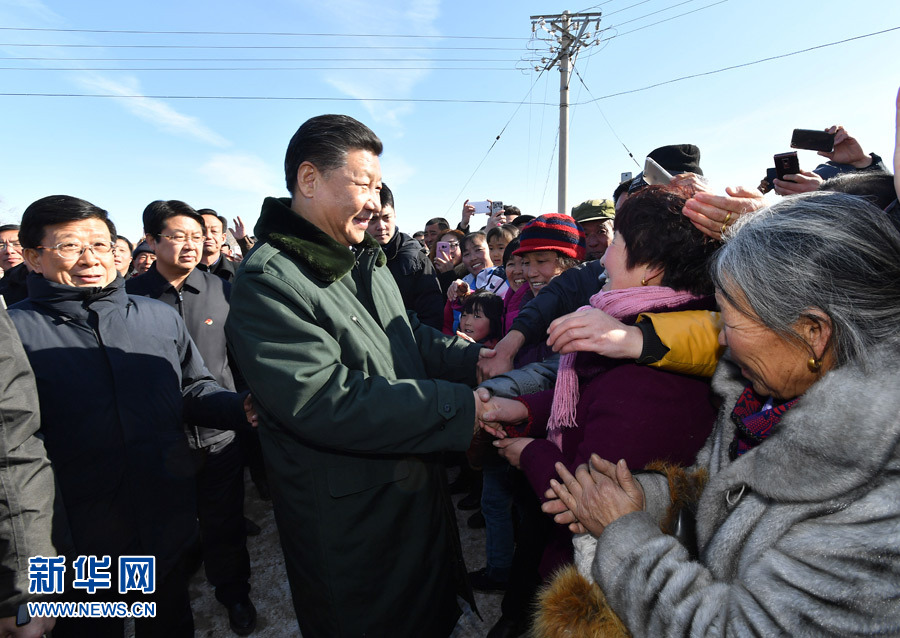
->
[[473, 388, 506, 438], [772, 170, 823, 196], [547, 308, 643, 359], [682, 186, 766, 240], [819, 125, 871, 168], [476, 330, 522, 382], [231, 216, 248, 240]]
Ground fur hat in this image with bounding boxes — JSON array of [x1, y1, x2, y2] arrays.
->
[[513, 214, 586, 261]]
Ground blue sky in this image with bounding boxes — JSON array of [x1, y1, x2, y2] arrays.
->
[[1, 0, 898, 241]]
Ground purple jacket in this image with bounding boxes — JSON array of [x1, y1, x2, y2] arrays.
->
[[506, 298, 718, 574]]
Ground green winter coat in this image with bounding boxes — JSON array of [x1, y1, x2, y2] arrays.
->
[[225, 197, 480, 638]]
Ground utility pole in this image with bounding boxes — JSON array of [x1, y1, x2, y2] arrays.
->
[[530, 11, 602, 216]]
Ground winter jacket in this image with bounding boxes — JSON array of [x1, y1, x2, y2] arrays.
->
[[127, 264, 240, 449], [509, 258, 605, 346], [0, 306, 55, 617], [502, 281, 531, 335], [508, 299, 717, 575], [8, 274, 246, 577], [379, 228, 444, 330], [565, 346, 900, 637], [637, 309, 723, 377], [225, 197, 481, 638], [0, 263, 28, 307], [197, 254, 237, 282]]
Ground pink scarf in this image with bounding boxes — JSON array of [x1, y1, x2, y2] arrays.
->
[[546, 286, 703, 450]]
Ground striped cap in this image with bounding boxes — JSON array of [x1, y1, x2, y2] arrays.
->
[[513, 214, 586, 260]]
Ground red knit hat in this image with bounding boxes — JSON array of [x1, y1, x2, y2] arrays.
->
[[513, 214, 586, 261]]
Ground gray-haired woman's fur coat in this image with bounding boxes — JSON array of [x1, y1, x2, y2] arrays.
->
[[566, 347, 900, 637]]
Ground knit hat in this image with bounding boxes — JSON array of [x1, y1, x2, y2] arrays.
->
[[629, 144, 703, 193], [513, 214, 586, 260], [648, 144, 703, 176], [571, 199, 615, 224], [132, 240, 154, 258]]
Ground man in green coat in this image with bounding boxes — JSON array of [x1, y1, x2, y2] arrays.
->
[[226, 115, 487, 637]]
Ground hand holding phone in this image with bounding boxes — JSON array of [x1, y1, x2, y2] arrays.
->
[[436, 241, 450, 261], [469, 200, 491, 214], [774, 152, 800, 181], [791, 129, 835, 153], [642, 157, 674, 186]]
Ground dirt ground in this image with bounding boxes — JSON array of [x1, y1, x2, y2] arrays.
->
[[177, 467, 504, 637]]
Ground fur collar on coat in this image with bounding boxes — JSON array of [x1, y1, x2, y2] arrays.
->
[[538, 342, 900, 637], [254, 196, 386, 283]]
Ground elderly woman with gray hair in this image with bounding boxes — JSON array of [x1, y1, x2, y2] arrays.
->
[[536, 191, 900, 637]]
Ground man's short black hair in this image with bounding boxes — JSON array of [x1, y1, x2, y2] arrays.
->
[[143, 200, 206, 238], [0, 224, 20, 233], [284, 114, 383, 196], [117, 235, 134, 253], [380, 183, 394, 210], [197, 208, 228, 234], [425, 217, 450, 230], [613, 179, 631, 203], [20, 195, 116, 249]]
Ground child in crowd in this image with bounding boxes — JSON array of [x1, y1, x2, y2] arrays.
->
[[501, 237, 528, 335], [460, 231, 508, 295], [457, 290, 504, 347], [487, 224, 519, 274], [443, 232, 509, 334]]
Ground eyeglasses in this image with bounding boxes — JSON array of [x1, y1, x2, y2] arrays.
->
[[159, 233, 204, 245], [445, 241, 460, 248], [38, 240, 114, 260], [0, 240, 21, 251]]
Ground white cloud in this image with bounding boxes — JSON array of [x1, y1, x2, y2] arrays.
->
[[198, 153, 282, 195], [75, 74, 230, 148]]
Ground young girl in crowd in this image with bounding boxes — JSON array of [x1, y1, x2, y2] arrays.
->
[[432, 229, 467, 296], [457, 290, 504, 347], [501, 237, 528, 335], [443, 232, 509, 334]]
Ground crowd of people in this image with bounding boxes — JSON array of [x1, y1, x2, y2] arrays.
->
[[1, 88, 900, 638]]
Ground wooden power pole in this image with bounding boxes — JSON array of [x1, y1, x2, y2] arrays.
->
[[530, 10, 602, 216]]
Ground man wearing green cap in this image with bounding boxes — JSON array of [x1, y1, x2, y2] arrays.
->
[[571, 199, 615, 261]]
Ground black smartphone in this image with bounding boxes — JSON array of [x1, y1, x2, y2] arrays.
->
[[774, 152, 800, 181], [790, 129, 835, 153]]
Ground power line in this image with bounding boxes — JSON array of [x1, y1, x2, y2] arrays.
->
[[0, 92, 557, 105], [2, 26, 893, 105], [443, 67, 551, 217], [580, 24, 900, 103], [609, 0, 705, 28], [0, 26, 523, 40], [598, 0, 728, 42], [0, 42, 524, 51], [0, 66, 518, 72], [571, 64, 641, 167], [0, 56, 523, 62], [602, 0, 655, 18]]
